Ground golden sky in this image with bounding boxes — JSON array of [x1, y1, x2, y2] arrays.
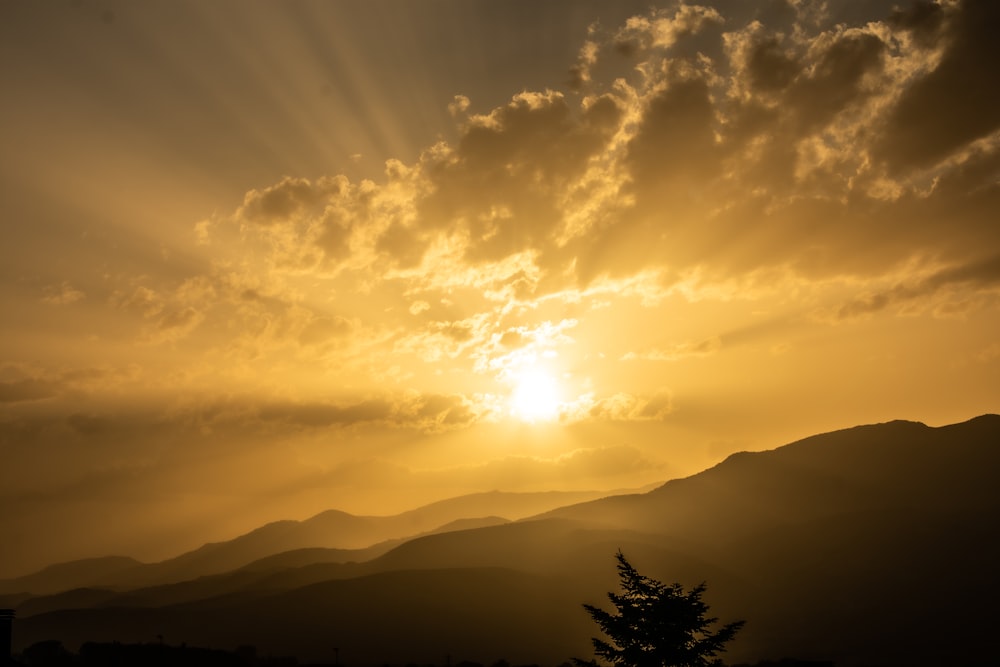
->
[[2, 0, 999, 576]]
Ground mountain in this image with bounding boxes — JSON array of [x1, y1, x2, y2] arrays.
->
[[0, 557, 142, 599], [541, 416, 1000, 541], [11, 415, 1000, 667], [0, 489, 619, 595], [12, 567, 593, 666]]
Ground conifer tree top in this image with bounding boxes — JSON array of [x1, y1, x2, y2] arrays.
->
[[575, 550, 744, 667]]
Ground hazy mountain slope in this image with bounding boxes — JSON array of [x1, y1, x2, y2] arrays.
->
[[8, 587, 122, 619], [104, 515, 516, 592], [391, 488, 646, 526], [0, 556, 142, 597], [541, 415, 1000, 544], [236, 544, 398, 574], [234, 518, 507, 574], [23, 519, 519, 611], [5, 519, 666, 612], [1, 491, 611, 595]]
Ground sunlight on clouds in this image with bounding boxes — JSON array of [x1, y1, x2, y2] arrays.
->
[[3, 0, 1000, 575]]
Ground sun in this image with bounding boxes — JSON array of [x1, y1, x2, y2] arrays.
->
[[509, 368, 563, 422]]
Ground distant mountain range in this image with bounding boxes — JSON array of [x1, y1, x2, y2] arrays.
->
[[6, 415, 999, 667], [0, 488, 628, 596]]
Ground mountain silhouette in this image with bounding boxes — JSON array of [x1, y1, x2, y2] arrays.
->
[[542, 416, 1000, 537], [0, 490, 615, 595], [9, 416, 1000, 667], [0, 557, 142, 600]]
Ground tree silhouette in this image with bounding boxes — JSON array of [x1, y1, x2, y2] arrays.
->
[[575, 551, 744, 667]]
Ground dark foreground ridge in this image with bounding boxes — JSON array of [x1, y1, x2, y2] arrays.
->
[[9, 639, 838, 667]]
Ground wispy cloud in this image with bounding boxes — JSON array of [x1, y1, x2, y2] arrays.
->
[[622, 337, 723, 362]]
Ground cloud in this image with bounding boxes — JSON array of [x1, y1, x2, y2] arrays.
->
[[212, 0, 995, 301], [394, 313, 494, 363], [112, 286, 163, 316], [6, 2, 985, 427], [66, 412, 110, 436], [559, 389, 675, 423], [622, 336, 723, 362], [568, 34, 600, 90], [236, 176, 346, 227], [0, 377, 58, 403], [0, 365, 140, 404], [147, 306, 205, 344], [298, 315, 352, 348], [833, 254, 1000, 321], [110, 280, 211, 344], [613, 3, 724, 54], [876, 0, 1000, 172], [447, 94, 471, 117], [40, 282, 85, 305], [475, 319, 579, 376], [0, 388, 490, 509], [140, 0, 998, 437], [210, 392, 486, 434], [416, 88, 620, 269], [11, 0, 996, 492]]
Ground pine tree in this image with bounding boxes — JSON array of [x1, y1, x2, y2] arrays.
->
[[575, 551, 745, 667]]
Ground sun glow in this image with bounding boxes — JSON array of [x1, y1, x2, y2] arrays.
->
[[509, 368, 563, 422]]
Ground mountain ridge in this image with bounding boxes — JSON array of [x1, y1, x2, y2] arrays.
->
[[9, 414, 1000, 666], [0, 488, 638, 595]]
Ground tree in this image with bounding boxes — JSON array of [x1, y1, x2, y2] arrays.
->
[[575, 551, 745, 667]]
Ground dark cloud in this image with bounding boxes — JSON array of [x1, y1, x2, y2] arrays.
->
[[0, 388, 487, 520], [836, 254, 1000, 320], [248, 392, 482, 432], [395, 393, 479, 430], [418, 90, 620, 265], [153, 306, 202, 335], [0, 367, 124, 404], [257, 399, 394, 428], [315, 213, 355, 264], [877, 0, 1000, 172], [66, 412, 109, 436], [0, 378, 58, 403], [888, 0, 947, 47], [237, 177, 345, 226], [432, 320, 476, 343], [746, 37, 800, 92], [375, 221, 427, 269], [785, 31, 885, 134], [629, 76, 719, 191]]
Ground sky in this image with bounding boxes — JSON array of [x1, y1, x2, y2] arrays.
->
[[1, 0, 998, 577]]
